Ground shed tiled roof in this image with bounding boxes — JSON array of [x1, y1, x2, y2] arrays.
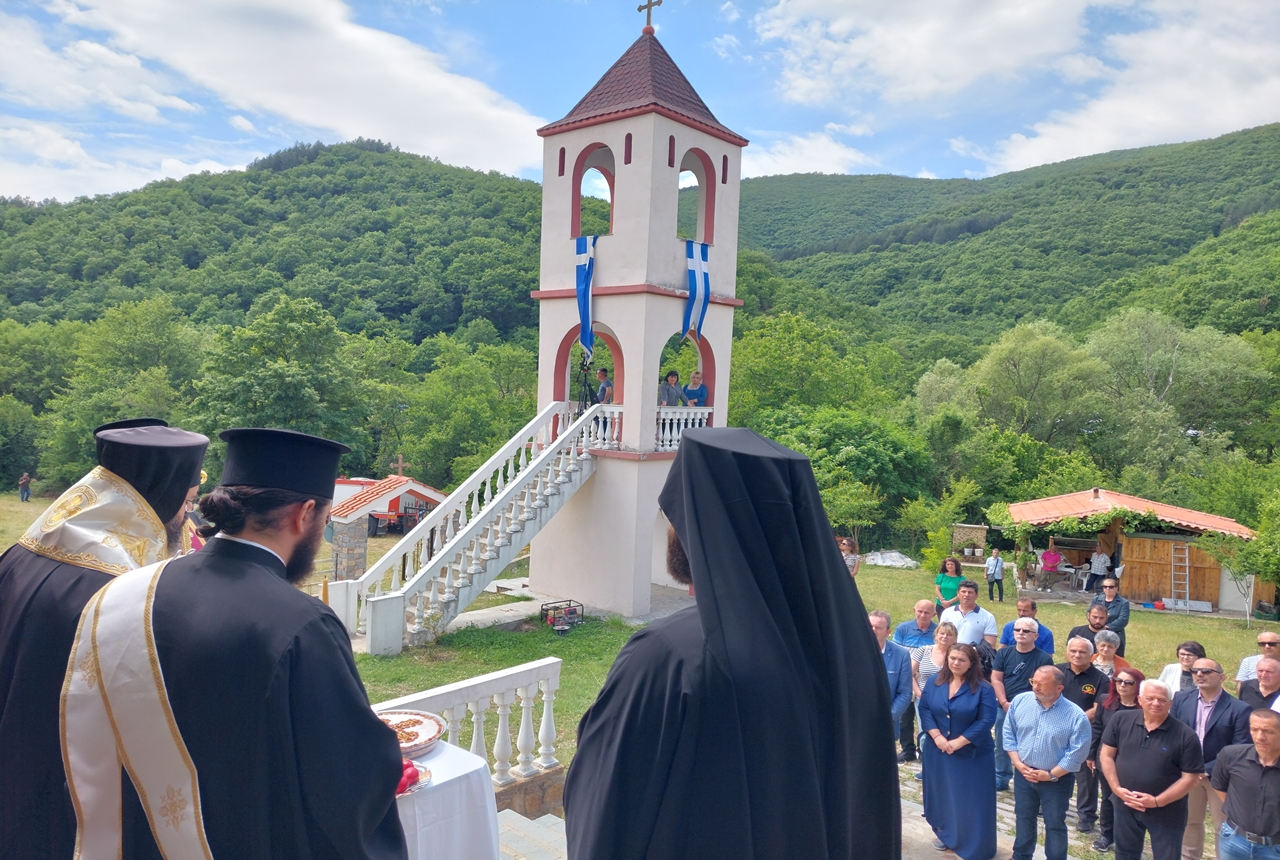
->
[[538, 33, 747, 145], [1007, 488, 1255, 539], [330, 475, 446, 523]]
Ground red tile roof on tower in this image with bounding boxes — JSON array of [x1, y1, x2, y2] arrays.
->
[[538, 32, 748, 146], [1007, 487, 1255, 539]]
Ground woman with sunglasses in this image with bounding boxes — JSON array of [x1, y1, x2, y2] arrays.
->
[[1088, 667, 1145, 853]]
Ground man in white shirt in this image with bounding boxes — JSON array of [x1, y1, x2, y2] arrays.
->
[[1084, 548, 1112, 593], [940, 580, 998, 647]]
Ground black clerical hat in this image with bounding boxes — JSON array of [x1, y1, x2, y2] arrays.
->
[[218, 428, 351, 500], [95, 426, 210, 523], [93, 417, 168, 461]]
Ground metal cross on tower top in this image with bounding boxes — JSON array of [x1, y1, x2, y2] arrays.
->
[[638, 0, 662, 30], [389, 454, 414, 477]]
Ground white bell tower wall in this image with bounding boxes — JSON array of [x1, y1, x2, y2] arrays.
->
[[528, 57, 745, 617]]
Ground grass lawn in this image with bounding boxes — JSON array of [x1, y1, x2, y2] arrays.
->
[[0, 491, 37, 549]]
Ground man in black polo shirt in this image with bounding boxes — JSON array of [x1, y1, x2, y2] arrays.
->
[[992, 618, 1055, 791], [1059, 636, 1109, 833], [1100, 679, 1204, 860], [1211, 708, 1280, 859], [1238, 657, 1279, 710]]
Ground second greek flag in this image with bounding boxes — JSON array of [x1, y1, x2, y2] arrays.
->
[[683, 240, 710, 342], [576, 235, 597, 361]]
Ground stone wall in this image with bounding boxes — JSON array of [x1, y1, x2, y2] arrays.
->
[[333, 517, 369, 580], [951, 523, 988, 551], [494, 765, 565, 820]]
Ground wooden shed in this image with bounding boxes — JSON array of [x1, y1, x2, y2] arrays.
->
[[1007, 488, 1267, 611]]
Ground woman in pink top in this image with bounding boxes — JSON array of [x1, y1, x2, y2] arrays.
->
[[1037, 538, 1063, 590]]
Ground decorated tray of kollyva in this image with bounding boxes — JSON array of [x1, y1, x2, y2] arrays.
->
[[377, 710, 445, 758]]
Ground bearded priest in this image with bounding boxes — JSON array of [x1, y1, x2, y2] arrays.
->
[[0, 419, 209, 860], [61, 427, 408, 859]]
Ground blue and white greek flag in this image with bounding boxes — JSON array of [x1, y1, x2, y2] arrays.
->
[[683, 240, 711, 342], [576, 235, 598, 361]]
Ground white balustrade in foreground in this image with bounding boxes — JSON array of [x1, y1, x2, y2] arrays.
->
[[656, 406, 713, 452], [373, 657, 562, 787]]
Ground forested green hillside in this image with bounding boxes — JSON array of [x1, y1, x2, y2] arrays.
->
[[775, 124, 1280, 339], [3, 128, 1280, 582], [0, 140, 608, 338], [730, 173, 985, 254]]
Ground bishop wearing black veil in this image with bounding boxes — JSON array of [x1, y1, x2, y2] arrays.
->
[[563, 428, 901, 859], [0, 419, 209, 860]]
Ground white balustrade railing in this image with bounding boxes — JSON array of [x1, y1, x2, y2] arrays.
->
[[356, 403, 605, 655], [656, 406, 713, 452], [584, 404, 623, 450], [373, 657, 562, 786]]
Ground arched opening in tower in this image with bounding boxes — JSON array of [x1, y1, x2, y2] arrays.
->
[[676, 148, 716, 244], [571, 144, 615, 238]]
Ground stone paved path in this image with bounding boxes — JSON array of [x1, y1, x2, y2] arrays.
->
[[496, 759, 1117, 860]]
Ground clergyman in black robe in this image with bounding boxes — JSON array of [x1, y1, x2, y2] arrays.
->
[[0, 419, 208, 860], [563, 428, 901, 859], [117, 428, 408, 859]]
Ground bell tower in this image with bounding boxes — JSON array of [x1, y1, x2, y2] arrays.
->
[[528, 22, 747, 616]]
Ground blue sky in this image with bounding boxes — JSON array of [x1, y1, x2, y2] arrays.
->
[[2, 0, 1279, 201]]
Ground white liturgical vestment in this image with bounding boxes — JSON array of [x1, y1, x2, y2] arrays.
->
[[61, 560, 214, 860]]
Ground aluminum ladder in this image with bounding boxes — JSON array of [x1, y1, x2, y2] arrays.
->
[[1171, 542, 1191, 612]]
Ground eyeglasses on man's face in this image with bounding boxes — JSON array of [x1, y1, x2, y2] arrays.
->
[[1259, 640, 1280, 648], [1189, 667, 1222, 675], [1013, 627, 1035, 634], [1102, 585, 1118, 590]]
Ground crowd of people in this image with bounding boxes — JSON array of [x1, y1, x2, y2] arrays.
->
[[872, 555, 1280, 860]]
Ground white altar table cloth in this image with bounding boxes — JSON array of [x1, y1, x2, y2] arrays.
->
[[397, 741, 500, 860]]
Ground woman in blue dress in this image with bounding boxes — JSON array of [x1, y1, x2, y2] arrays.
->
[[919, 642, 998, 860]]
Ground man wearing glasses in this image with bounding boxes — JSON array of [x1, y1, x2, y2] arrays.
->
[[1236, 634, 1280, 683], [1171, 659, 1252, 860], [992, 619, 1054, 792], [1090, 578, 1130, 656]]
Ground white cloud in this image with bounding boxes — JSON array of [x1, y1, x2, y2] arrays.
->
[[711, 34, 745, 61], [40, 0, 544, 175], [754, 0, 1089, 104], [0, 116, 236, 200], [228, 115, 256, 133], [916, 168, 938, 179], [0, 12, 195, 122], [741, 131, 877, 177], [984, 1, 1280, 173], [720, 2, 741, 23], [1053, 52, 1113, 84], [824, 120, 871, 137]]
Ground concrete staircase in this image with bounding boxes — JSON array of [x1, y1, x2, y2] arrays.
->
[[498, 810, 567, 860]]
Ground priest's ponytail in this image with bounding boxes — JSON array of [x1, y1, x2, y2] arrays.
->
[[198, 485, 328, 538]]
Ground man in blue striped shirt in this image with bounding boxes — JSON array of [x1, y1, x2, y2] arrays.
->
[[1004, 665, 1092, 860]]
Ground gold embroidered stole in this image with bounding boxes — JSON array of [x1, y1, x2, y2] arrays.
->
[[61, 561, 213, 860], [20, 466, 167, 576]]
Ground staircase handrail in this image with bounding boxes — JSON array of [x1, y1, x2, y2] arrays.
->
[[396, 403, 604, 599], [351, 401, 571, 596]]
